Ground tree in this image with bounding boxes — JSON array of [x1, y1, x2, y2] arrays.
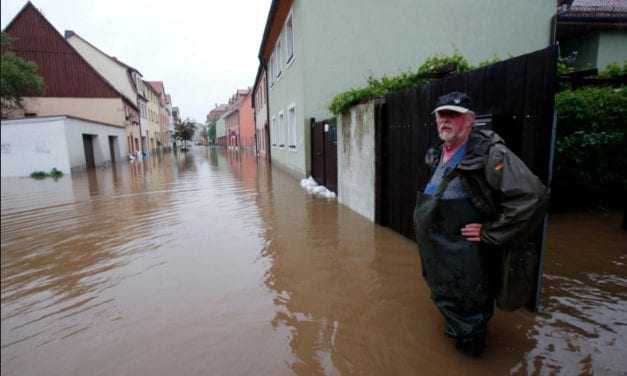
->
[[1, 32, 44, 117], [207, 118, 217, 144], [175, 119, 196, 150]]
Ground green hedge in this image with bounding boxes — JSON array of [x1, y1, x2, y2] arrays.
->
[[553, 85, 626, 209], [555, 87, 627, 137]]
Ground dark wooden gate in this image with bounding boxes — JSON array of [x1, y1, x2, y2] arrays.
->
[[310, 118, 338, 193], [375, 46, 558, 310]]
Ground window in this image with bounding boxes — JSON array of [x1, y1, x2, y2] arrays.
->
[[286, 13, 294, 64], [269, 54, 274, 85], [273, 48, 279, 80], [276, 36, 283, 77], [271, 116, 277, 146], [278, 111, 285, 147], [288, 104, 296, 149]]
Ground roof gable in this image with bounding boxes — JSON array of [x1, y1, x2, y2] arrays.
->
[[146, 81, 167, 105], [65, 32, 139, 108], [3, 2, 122, 99]]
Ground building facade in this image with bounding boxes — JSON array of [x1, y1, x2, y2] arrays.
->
[[223, 88, 254, 149], [258, 0, 556, 178], [2, 2, 136, 141], [207, 103, 229, 145], [143, 81, 162, 152], [253, 66, 270, 160], [557, 0, 627, 70], [65, 31, 145, 158], [146, 81, 172, 150]]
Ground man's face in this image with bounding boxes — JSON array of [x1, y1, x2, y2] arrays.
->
[[435, 110, 473, 144]]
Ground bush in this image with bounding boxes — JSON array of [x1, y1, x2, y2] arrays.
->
[[49, 168, 63, 178], [30, 168, 64, 180], [329, 53, 472, 115], [555, 86, 627, 138], [553, 130, 626, 209], [30, 171, 47, 179], [553, 85, 626, 210], [598, 61, 627, 78]]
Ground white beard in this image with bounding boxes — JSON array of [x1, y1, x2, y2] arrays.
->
[[438, 130, 454, 142]]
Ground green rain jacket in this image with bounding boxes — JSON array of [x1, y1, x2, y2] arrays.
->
[[425, 128, 549, 246]]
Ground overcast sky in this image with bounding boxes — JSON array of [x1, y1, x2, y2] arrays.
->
[[1, 0, 272, 122]]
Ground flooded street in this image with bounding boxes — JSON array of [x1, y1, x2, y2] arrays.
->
[[1, 147, 626, 376]]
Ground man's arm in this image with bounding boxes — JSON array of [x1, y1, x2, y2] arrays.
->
[[474, 144, 548, 245]]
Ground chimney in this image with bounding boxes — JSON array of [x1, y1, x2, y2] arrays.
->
[[64, 30, 76, 39]]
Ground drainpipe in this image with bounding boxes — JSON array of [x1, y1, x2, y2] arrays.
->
[[137, 98, 145, 157], [264, 64, 271, 162]]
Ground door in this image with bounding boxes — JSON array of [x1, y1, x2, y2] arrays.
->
[[83, 134, 95, 169], [265, 123, 271, 160], [108, 136, 117, 163], [323, 119, 338, 193], [310, 118, 338, 193], [310, 119, 324, 185]]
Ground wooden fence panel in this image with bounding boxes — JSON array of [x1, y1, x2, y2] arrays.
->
[[376, 46, 557, 310]]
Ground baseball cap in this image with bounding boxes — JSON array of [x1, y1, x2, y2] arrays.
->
[[433, 92, 472, 114]]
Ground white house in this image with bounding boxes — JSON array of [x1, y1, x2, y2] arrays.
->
[[1, 116, 128, 177]]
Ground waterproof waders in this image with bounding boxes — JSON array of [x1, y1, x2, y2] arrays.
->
[[414, 171, 495, 342]]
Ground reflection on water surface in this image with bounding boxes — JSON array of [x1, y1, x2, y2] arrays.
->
[[1, 148, 625, 375]]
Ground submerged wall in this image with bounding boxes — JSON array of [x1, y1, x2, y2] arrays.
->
[[1, 116, 128, 177], [337, 100, 379, 222], [1, 117, 71, 177]]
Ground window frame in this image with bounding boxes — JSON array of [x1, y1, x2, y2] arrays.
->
[[271, 115, 277, 147], [278, 111, 285, 148], [285, 11, 294, 66], [288, 103, 297, 150]]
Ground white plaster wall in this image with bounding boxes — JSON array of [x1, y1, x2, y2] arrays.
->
[[64, 117, 128, 169], [337, 101, 377, 222], [1, 117, 71, 177], [19, 97, 127, 127]]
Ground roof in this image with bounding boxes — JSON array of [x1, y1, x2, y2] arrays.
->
[[559, 0, 627, 19], [146, 81, 167, 105], [64, 31, 140, 107], [207, 104, 229, 120], [1, 114, 121, 128], [557, 0, 627, 40], [257, 0, 294, 63], [64, 30, 141, 73], [143, 80, 160, 94], [2, 2, 135, 109]]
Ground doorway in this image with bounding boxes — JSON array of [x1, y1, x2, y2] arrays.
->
[[108, 136, 118, 163], [82, 134, 96, 169]]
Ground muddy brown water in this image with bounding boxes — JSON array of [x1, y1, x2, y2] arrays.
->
[[1, 148, 625, 376]]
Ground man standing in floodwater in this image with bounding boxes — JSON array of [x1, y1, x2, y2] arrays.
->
[[413, 92, 548, 357]]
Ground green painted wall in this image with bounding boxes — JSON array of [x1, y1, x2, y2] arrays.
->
[[268, 0, 554, 177], [597, 31, 627, 69], [267, 0, 308, 177]]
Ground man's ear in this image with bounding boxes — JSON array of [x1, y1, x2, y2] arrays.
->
[[465, 112, 476, 125]]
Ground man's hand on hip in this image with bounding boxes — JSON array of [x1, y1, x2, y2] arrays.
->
[[461, 223, 482, 242]]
